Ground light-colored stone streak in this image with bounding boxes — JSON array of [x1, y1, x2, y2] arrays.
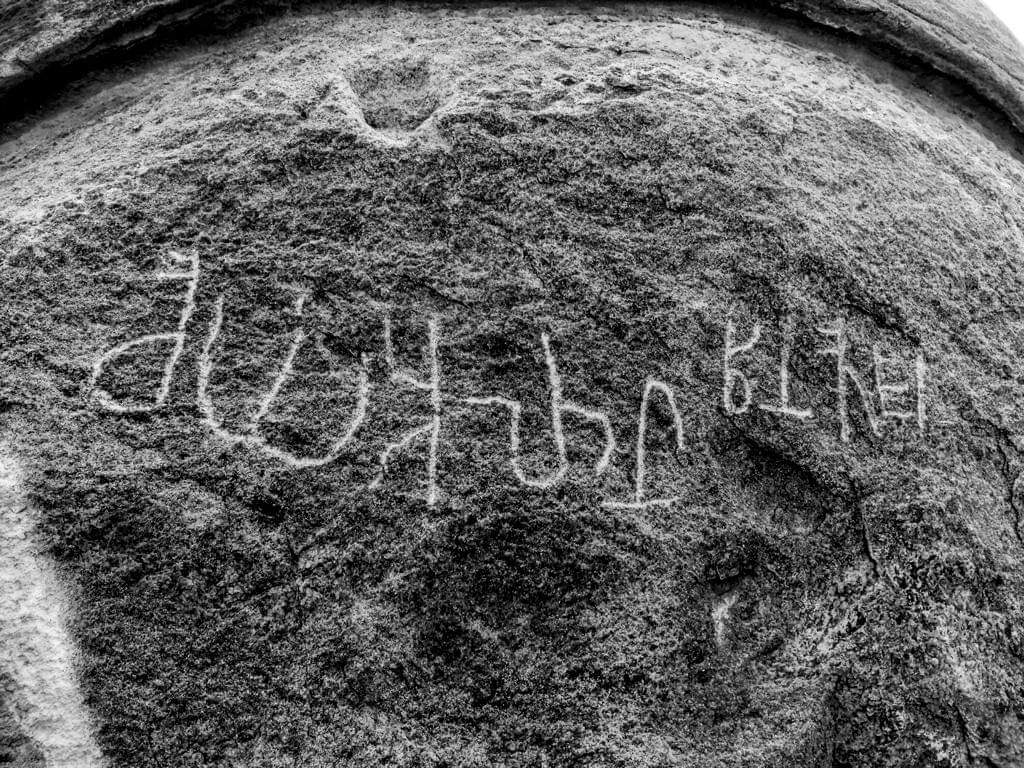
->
[[0, 453, 105, 768], [712, 592, 739, 649]]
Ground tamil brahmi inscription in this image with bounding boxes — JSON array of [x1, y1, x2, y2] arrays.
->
[[88, 251, 928, 508], [724, 318, 927, 441], [8, 0, 1024, 763]]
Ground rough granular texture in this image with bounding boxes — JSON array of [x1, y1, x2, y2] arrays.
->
[[3, 0, 1024, 130], [1, 2, 1024, 767]]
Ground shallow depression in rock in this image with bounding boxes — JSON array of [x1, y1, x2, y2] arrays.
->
[[349, 56, 443, 132]]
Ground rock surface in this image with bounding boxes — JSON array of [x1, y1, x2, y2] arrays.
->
[[1, 2, 1024, 767], [3, 0, 1024, 131]]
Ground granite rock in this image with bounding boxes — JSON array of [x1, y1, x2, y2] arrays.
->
[[1, 2, 1024, 767]]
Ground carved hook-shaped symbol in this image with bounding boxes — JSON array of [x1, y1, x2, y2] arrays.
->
[[90, 251, 199, 413], [467, 333, 616, 489]]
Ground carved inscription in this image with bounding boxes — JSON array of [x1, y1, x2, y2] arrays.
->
[[89, 251, 199, 413], [90, 258, 930, 504], [602, 378, 686, 511], [722, 318, 926, 442], [759, 317, 813, 421], [466, 333, 616, 489], [196, 295, 370, 469], [371, 317, 442, 505]]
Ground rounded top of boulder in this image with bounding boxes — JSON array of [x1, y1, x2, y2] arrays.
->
[[3, 0, 1024, 132], [2, 0, 1024, 134], [5, 1, 1024, 766]]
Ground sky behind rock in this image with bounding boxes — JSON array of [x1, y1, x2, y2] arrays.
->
[[984, 0, 1024, 42]]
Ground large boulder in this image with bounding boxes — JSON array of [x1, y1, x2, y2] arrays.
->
[[2, 2, 1024, 766]]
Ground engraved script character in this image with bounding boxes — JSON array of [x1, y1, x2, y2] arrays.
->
[[90, 251, 199, 413], [196, 295, 369, 468], [818, 320, 879, 442], [370, 317, 442, 506], [603, 378, 686, 510], [722, 321, 761, 415], [467, 333, 616, 489]]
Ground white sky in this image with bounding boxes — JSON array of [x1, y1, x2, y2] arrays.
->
[[984, 0, 1024, 43]]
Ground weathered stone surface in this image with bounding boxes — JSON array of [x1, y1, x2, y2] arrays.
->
[[1, 2, 1024, 767], [3, 0, 1024, 131]]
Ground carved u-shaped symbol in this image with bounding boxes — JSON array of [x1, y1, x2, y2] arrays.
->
[[197, 295, 369, 468]]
